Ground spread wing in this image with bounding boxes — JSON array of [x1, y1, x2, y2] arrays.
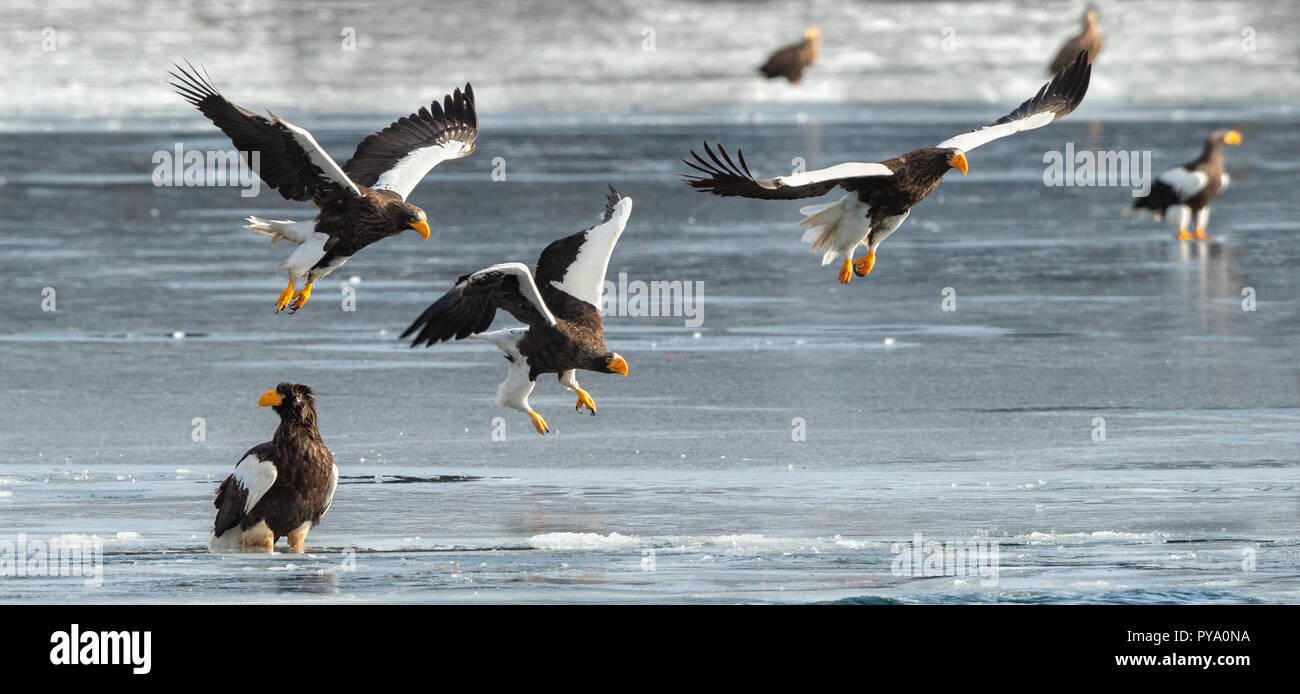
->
[[402, 263, 558, 347], [342, 84, 478, 200], [937, 51, 1091, 154], [212, 444, 278, 537], [535, 185, 633, 308], [681, 142, 893, 199], [169, 62, 362, 204]]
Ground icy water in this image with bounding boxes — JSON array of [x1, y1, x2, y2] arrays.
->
[[1, 0, 1298, 603]]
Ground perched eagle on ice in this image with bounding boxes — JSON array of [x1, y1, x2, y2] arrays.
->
[[682, 52, 1091, 284], [170, 63, 477, 312], [1128, 129, 1242, 240], [209, 383, 337, 553], [402, 187, 631, 435], [758, 27, 821, 84], [1048, 6, 1103, 75]]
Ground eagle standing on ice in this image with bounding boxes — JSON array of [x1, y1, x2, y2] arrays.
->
[[1128, 130, 1242, 241], [170, 63, 477, 312], [402, 187, 631, 435], [682, 53, 1091, 284], [758, 27, 821, 84], [208, 383, 337, 553], [1048, 6, 1103, 75]]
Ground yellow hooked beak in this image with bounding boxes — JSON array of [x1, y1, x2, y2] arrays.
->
[[607, 356, 629, 376], [1224, 130, 1243, 145], [410, 220, 431, 241], [948, 152, 968, 175], [258, 390, 282, 408]]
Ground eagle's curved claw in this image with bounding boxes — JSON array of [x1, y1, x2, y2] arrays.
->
[[837, 259, 853, 284], [575, 388, 597, 416], [275, 280, 295, 313], [287, 282, 314, 313], [528, 410, 549, 435], [854, 250, 876, 277]]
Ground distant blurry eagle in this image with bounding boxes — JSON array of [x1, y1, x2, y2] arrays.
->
[[1128, 130, 1242, 240], [1048, 6, 1102, 74], [209, 383, 337, 553], [683, 53, 1092, 284], [759, 27, 821, 84], [403, 187, 632, 435], [170, 63, 477, 313]]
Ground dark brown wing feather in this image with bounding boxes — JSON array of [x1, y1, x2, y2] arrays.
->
[[342, 83, 478, 189], [680, 142, 843, 199], [169, 62, 354, 205], [999, 51, 1092, 126], [403, 268, 552, 347]]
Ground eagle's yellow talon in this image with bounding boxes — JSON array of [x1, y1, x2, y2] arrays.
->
[[1177, 229, 1193, 241], [528, 410, 549, 435], [1194, 228, 1209, 240], [575, 388, 596, 416], [275, 280, 295, 312], [837, 259, 852, 284], [288, 282, 314, 313], [854, 250, 876, 277]]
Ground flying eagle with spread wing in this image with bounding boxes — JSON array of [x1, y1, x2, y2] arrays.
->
[[170, 63, 477, 312], [682, 53, 1091, 284], [403, 187, 631, 435]]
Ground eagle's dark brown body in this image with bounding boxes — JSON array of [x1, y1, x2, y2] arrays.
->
[[310, 188, 416, 274], [212, 384, 334, 551], [844, 147, 955, 217], [1049, 10, 1102, 74], [759, 29, 821, 84], [1134, 139, 1229, 215], [518, 292, 609, 380]]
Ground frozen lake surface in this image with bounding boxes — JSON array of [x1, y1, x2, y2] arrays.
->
[[0, 0, 1297, 603]]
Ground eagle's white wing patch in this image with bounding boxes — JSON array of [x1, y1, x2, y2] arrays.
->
[[1158, 167, 1208, 201], [232, 454, 278, 514], [320, 464, 339, 518], [372, 140, 474, 200], [777, 162, 893, 187], [549, 197, 633, 308], [937, 111, 1055, 153], [472, 262, 558, 327], [267, 111, 363, 198]]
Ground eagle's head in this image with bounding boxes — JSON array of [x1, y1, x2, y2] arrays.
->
[[259, 383, 317, 421], [389, 202, 431, 241], [1215, 130, 1243, 146], [941, 148, 968, 176], [592, 352, 629, 376]]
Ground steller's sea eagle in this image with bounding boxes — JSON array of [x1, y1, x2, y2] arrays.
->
[[1049, 6, 1103, 75], [402, 187, 632, 435], [170, 63, 477, 312], [1128, 129, 1242, 240], [208, 383, 337, 553], [758, 27, 821, 84], [682, 52, 1091, 284]]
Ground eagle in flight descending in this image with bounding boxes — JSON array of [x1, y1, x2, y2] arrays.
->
[[170, 63, 477, 312], [209, 383, 337, 554], [1128, 129, 1242, 240], [682, 52, 1092, 284], [403, 187, 631, 435]]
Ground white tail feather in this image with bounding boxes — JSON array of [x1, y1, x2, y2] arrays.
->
[[245, 216, 309, 246], [797, 197, 851, 265]]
